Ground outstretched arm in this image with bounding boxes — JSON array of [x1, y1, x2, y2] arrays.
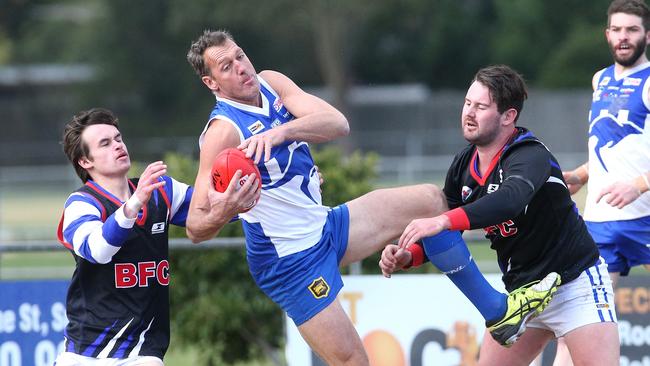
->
[[238, 70, 350, 163]]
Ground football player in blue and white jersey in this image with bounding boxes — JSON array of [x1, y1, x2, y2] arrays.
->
[[54, 108, 193, 366], [185, 31, 560, 364], [564, 0, 650, 287], [561, 0, 650, 364]]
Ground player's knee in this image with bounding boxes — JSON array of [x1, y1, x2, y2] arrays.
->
[[331, 344, 368, 366], [418, 183, 446, 214]]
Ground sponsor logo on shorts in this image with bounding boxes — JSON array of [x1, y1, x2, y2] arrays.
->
[[308, 276, 330, 299]]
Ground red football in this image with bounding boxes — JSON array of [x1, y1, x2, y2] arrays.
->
[[211, 148, 262, 194]]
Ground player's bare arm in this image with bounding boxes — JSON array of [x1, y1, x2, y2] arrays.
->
[[562, 162, 589, 195], [398, 215, 452, 248], [238, 70, 349, 163], [186, 120, 260, 242]]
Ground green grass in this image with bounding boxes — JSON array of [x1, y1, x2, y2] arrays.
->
[[1, 188, 69, 240]]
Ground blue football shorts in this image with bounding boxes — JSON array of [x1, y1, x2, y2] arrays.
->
[[251, 204, 349, 326], [586, 216, 650, 275]]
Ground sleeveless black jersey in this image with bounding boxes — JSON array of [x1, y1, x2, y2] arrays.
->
[[63, 179, 171, 359], [444, 127, 599, 291]]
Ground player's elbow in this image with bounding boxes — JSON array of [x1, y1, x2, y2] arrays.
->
[[337, 114, 350, 137], [185, 226, 207, 244]]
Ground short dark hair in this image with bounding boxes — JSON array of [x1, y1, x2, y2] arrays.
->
[[608, 0, 650, 31], [472, 65, 528, 123], [62, 108, 119, 183], [187, 29, 234, 77]]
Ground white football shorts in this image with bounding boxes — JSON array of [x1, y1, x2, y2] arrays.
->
[[526, 257, 617, 337]]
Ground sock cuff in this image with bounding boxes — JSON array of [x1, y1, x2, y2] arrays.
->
[[421, 230, 463, 256]]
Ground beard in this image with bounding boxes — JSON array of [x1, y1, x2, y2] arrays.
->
[[609, 37, 647, 67], [463, 120, 501, 146]]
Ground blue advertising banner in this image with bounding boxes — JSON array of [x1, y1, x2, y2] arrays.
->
[[0, 280, 68, 366]]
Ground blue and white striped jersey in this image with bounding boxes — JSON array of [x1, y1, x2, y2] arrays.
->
[[57, 176, 191, 359]]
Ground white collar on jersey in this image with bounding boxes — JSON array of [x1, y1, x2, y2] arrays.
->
[[613, 61, 650, 81], [212, 75, 276, 117]]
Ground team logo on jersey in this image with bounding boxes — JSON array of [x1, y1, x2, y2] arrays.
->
[[623, 77, 642, 86], [248, 121, 265, 135], [598, 76, 611, 86], [589, 111, 643, 171], [461, 186, 472, 202], [273, 98, 284, 112], [151, 222, 165, 234], [308, 276, 330, 299], [487, 184, 500, 193]]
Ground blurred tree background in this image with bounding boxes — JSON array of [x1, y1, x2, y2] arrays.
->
[[2, 0, 612, 142]]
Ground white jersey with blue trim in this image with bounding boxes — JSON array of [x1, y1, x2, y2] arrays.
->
[[199, 75, 329, 271], [586, 62, 650, 222]]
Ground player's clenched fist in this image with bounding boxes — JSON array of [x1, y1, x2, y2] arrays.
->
[[379, 244, 413, 278]]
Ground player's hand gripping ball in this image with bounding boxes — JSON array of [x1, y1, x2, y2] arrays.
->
[[211, 148, 262, 211]]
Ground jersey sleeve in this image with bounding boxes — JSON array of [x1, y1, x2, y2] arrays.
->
[[445, 143, 552, 230], [443, 152, 466, 210], [162, 176, 192, 227], [60, 192, 135, 264]]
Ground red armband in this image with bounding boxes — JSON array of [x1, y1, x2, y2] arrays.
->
[[444, 208, 470, 231], [404, 242, 425, 269]]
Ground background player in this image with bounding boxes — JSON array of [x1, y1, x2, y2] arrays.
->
[[563, 0, 650, 290], [381, 65, 620, 365], [560, 0, 650, 363], [185, 30, 559, 364], [55, 108, 192, 366]]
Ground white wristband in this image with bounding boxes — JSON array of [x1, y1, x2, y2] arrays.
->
[[125, 195, 143, 215]]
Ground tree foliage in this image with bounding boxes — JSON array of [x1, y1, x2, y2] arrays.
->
[[160, 146, 377, 364], [1, 0, 628, 143]]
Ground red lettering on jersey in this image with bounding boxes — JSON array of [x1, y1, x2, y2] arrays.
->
[[484, 225, 498, 236], [483, 220, 518, 238], [115, 263, 137, 288], [497, 220, 518, 237], [115, 261, 170, 288], [138, 262, 156, 287], [157, 260, 170, 286]]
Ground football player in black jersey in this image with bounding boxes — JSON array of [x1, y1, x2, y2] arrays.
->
[[380, 65, 619, 365], [55, 108, 194, 366]]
